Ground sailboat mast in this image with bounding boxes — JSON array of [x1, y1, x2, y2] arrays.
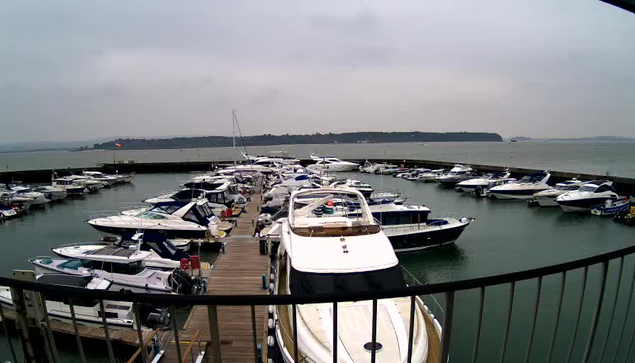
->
[[232, 110, 237, 167]]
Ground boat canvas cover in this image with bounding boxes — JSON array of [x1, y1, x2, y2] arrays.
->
[[290, 265, 405, 295]]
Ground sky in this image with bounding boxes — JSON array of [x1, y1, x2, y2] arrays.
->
[[1, 0, 634, 144]]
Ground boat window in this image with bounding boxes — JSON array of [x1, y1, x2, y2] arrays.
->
[[137, 212, 166, 220], [289, 265, 405, 295], [111, 261, 144, 275], [594, 184, 613, 193], [222, 190, 230, 204], [579, 185, 597, 192], [151, 204, 182, 214]]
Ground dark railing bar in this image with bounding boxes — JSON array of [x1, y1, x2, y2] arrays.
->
[[524, 277, 543, 363], [599, 257, 624, 362], [3, 243, 635, 306], [499, 282, 516, 363], [292, 303, 299, 363], [98, 299, 116, 363], [332, 302, 338, 363], [133, 302, 148, 363], [251, 305, 258, 363], [0, 304, 18, 363], [547, 272, 567, 363], [582, 261, 610, 362], [566, 266, 589, 363], [39, 296, 61, 363], [371, 299, 378, 363], [623, 318, 635, 363], [207, 305, 222, 363], [441, 291, 455, 363], [471, 287, 485, 363], [407, 295, 416, 363], [611, 258, 635, 363], [68, 300, 87, 363], [170, 305, 183, 363]]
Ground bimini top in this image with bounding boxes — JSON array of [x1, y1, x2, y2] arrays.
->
[[283, 188, 398, 274], [577, 180, 614, 193]]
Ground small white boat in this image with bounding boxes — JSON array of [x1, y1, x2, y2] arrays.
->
[[307, 154, 359, 172], [83, 171, 119, 187], [7, 185, 50, 208], [531, 179, 585, 207], [416, 169, 445, 182], [0, 274, 169, 330], [34, 185, 68, 202], [455, 170, 514, 194]]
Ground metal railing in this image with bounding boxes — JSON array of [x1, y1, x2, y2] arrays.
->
[[2, 243, 635, 362]]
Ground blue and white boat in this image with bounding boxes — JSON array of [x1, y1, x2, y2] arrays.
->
[[591, 198, 631, 216], [557, 180, 619, 213]]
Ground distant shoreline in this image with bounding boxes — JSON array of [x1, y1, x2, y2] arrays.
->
[[90, 131, 503, 150]]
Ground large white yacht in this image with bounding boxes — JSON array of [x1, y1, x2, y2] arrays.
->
[[87, 200, 224, 239], [83, 171, 119, 186], [272, 188, 438, 362], [556, 180, 619, 212], [307, 154, 359, 172], [455, 170, 514, 194], [488, 171, 551, 200], [531, 179, 586, 207]]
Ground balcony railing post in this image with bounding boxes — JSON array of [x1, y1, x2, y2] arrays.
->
[[39, 295, 61, 363], [68, 300, 87, 363], [0, 303, 18, 363], [441, 291, 455, 363], [133, 302, 148, 363], [207, 305, 222, 362], [471, 287, 485, 363], [407, 295, 416, 363], [500, 281, 516, 363], [333, 302, 338, 363], [292, 303, 299, 363], [371, 299, 378, 363], [598, 257, 624, 362], [170, 305, 182, 363], [611, 258, 635, 363], [524, 276, 543, 363], [98, 299, 116, 363], [547, 272, 567, 363], [566, 266, 589, 363], [582, 261, 609, 362], [10, 286, 37, 362], [251, 305, 258, 363]]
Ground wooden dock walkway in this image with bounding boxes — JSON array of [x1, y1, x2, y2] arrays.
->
[[161, 192, 269, 363]]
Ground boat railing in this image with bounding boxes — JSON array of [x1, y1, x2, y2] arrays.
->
[[3, 243, 635, 362]]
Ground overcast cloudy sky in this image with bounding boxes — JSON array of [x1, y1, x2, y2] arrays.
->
[[1, 0, 634, 143]]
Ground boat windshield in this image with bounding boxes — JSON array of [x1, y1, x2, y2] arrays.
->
[[289, 265, 405, 295], [579, 185, 597, 192], [137, 211, 167, 220]]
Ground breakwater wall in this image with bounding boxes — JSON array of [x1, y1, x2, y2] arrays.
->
[[2, 158, 635, 196]]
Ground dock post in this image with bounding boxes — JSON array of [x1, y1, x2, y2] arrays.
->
[[207, 305, 222, 362]]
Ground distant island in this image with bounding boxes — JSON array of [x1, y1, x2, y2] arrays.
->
[[509, 136, 635, 142], [90, 132, 503, 150]]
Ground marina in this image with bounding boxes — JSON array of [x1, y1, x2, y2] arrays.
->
[[0, 150, 633, 362]]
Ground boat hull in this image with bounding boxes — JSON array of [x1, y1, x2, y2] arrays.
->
[[535, 195, 559, 207], [557, 197, 615, 213], [384, 219, 470, 252], [88, 223, 207, 239], [489, 189, 546, 200]]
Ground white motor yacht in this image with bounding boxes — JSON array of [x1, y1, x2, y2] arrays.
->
[[272, 188, 438, 362], [416, 169, 445, 182], [7, 185, 49, 208], [83, 171, 119, 187], [31, 243, 202, 294], [51, 175, 87, 196], [34, 185, 68, 202], [455, 170, 514, 194], [329, 179, 374, 197], [307, 154, 359, 172], [556, 180, 619, 212], [434, 165, 475, 187], [88, 200, 225, 239], [59, 175, 105, 192], [532, 179, 585, 207], [0, 274, 169, 330], [488, 171, 551, 200]]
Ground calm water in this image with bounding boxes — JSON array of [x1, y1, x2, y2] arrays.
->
[[0, 170, 634, 361], [2, 141, 635, 178]]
